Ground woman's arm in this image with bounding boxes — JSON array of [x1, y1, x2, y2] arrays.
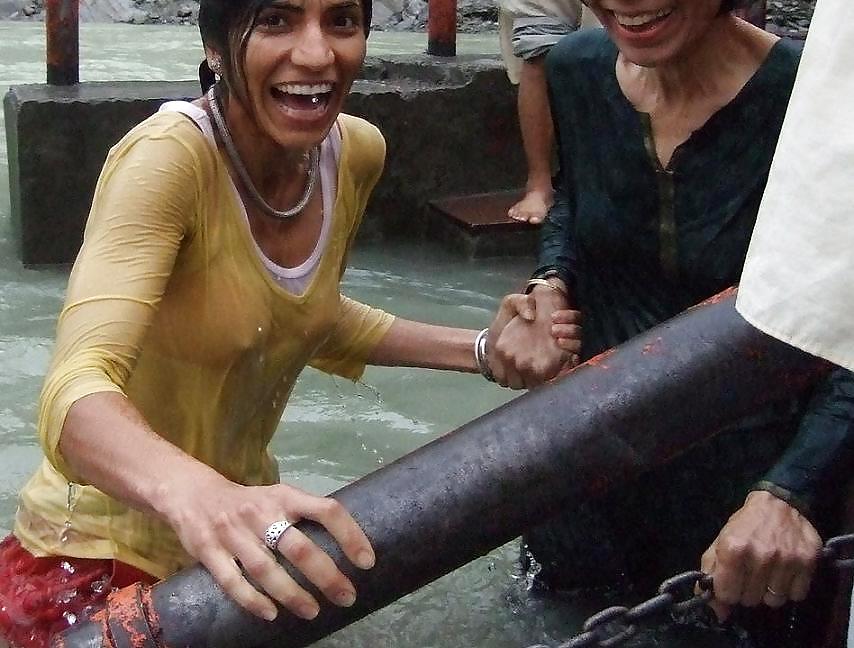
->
[[702, 367, 854, 617], [367, 319, 479, 371], [758, 367, 854, 514], [61, 392, 374, 623], [486, 157, 583, 389], [531, 104, 578, 289]]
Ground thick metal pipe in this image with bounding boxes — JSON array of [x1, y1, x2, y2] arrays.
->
[[45, 0, 79, 85], [54, 288, 829, 648], [426, 0, 456, 56]]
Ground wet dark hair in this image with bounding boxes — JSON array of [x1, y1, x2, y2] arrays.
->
[[198, 0, 372, 94]]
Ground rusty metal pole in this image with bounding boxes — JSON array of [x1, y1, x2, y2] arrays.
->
[[45, 0, 79, 85], [54, 288, 830, 648], [427, 0, 456, 56]]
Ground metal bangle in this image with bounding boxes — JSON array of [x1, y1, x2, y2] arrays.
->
[[525, 278, 568, 299], [474, 328, 495, 383]]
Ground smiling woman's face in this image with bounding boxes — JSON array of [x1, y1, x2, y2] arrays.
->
[[238, 0, 366, 151], [586, 0, 724, 67]]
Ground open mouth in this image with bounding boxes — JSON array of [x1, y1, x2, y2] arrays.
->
[[270, 82, 335, 113], [612, 7, 674, 33]]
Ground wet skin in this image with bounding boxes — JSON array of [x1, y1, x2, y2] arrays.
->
[[209, 0, 367, 183], [183, 0, 375, 623]]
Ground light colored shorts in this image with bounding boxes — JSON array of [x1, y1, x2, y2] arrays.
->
[[498, 0, 597, 83]]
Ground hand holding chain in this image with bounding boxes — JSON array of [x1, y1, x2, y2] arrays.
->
[[527, 533, 854, 648]]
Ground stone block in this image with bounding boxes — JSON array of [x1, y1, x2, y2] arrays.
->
[[4, 81, 199, 265], [4, 55, 524, 265]]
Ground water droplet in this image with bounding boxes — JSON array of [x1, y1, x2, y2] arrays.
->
[[59, 521, 71, 544], [62, 611, 78, 626], [56, 589, 77, 605], [66, 482, 80, 513], [60, 560, 75, 574], [90, 575, 110, 594]]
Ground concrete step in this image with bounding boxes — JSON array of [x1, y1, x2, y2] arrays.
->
[[428, 190, 540, 258]]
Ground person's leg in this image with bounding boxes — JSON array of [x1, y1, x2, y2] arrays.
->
[[508, 56, 554, 224]]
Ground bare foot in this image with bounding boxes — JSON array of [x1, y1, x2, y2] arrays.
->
[[508, 188, 553, 224]]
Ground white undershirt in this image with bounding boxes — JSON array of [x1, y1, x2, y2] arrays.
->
[[159, 101, 340, 295]]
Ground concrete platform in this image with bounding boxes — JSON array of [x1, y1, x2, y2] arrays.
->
[[4, 54, 526, 265]]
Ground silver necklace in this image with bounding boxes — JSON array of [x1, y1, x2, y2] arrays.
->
[[206, 85, 319, 220]]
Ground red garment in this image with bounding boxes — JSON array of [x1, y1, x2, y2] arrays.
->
[[0, 535, 157, 648]]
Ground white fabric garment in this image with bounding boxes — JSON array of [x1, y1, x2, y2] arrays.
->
[[736, 0, 854, 375], [729, 2, 854, 642]]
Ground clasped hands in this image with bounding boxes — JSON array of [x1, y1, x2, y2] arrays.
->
[[487, 291, 824, 624], [486, 285, 582, 389]]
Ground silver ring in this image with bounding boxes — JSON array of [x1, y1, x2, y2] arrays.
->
[[263, 519, 293, 551], [766, 585, 783, 598]]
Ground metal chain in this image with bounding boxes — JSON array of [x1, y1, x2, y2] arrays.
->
[[529, 533, 854, 648]]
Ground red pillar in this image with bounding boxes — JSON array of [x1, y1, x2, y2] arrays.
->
[[46, 0, 79, 85], [427, 0, 456, 57]]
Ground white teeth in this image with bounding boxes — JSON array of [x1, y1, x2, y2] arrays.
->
[[275, 82, 333, 95], [614, 7, 672, 26]]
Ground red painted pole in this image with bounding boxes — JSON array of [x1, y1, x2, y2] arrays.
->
[[46, 0, 79, 85], [427, 0, 456, 57]]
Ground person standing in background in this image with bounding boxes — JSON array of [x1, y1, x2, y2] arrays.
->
[[497, 0, 598, 224]]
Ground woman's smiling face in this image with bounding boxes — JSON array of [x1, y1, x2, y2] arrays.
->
[[586, 0, 723, 67], [239, 0, 366, 151]]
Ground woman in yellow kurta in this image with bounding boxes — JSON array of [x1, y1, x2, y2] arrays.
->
[[0, 1, 483, 645]]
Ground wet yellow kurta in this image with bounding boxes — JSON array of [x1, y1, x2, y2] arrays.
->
[[15, 111, 395, 579]]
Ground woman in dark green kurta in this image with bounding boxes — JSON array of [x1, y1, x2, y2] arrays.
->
[[509, 12, 854, 632]]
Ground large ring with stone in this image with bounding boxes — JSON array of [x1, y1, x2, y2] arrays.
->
[[263, 519, 293, 551]]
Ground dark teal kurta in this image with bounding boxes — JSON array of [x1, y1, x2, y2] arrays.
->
[[527, 30, 854, 591]]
